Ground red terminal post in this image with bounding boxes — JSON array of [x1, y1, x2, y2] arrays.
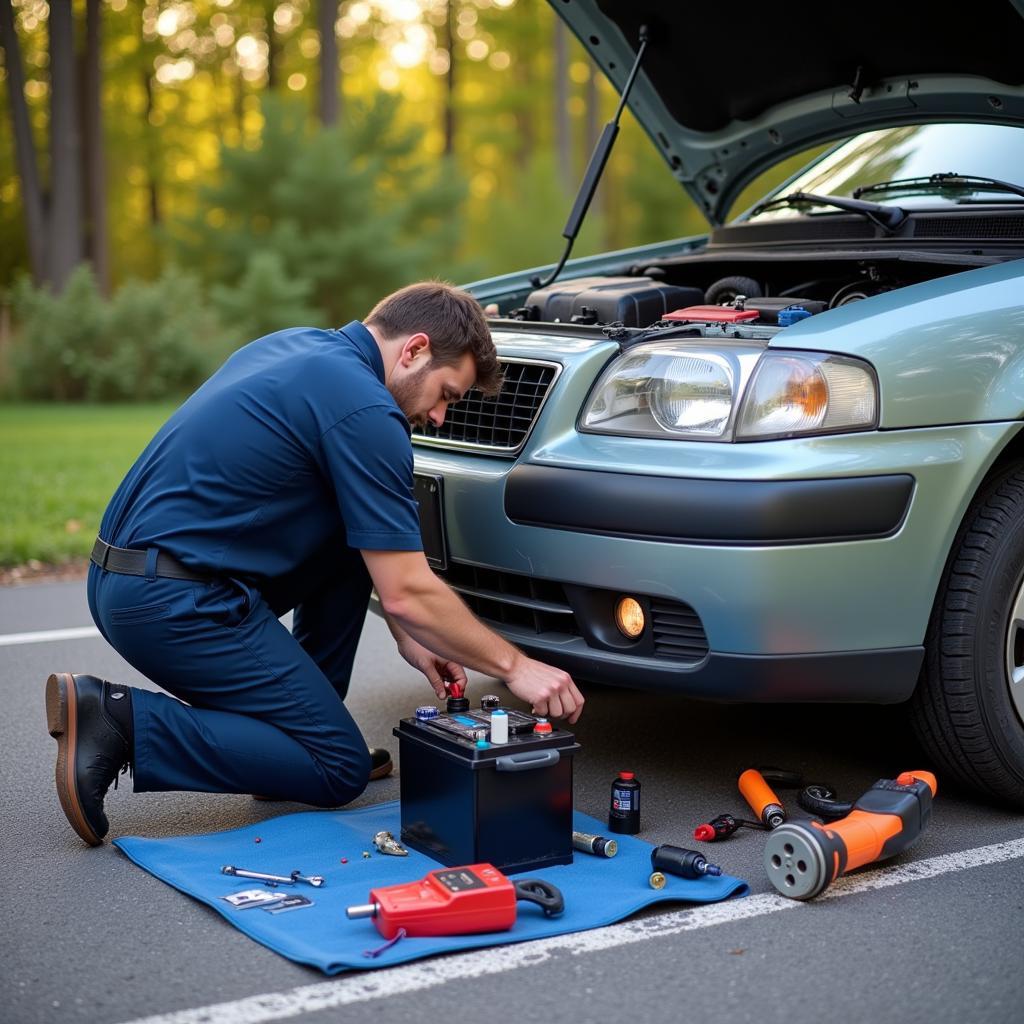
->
[[445, 680, 470, 713]]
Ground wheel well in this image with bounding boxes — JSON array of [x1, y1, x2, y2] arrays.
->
[[914, 423, 1024, 678], [984, 424, 1024, 481]]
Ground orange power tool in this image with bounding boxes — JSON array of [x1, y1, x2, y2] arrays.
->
[[763, 770, 937, 899]]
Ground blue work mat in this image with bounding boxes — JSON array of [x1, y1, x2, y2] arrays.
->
[[114, 801, 748, 975]]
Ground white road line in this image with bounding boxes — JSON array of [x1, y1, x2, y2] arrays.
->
[[117, 836, 1024, 1024], [0, 625, 100, 647]]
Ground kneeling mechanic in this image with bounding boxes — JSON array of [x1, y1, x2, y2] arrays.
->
[[46, 281, 585, 846]]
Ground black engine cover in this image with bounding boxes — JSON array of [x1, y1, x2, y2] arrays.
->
[[525, 276, 704, 328]]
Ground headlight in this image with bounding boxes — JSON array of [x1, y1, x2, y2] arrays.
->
[[580, 342, 762, 440], [580, 341, 877, 442], [735, 352, 877, 440]]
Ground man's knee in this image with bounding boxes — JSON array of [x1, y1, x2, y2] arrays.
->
[[312, 745, 371, 807]]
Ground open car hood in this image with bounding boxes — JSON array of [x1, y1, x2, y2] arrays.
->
[[553, 0, 1024, 224]]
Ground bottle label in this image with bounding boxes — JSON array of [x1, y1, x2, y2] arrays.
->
[[612, 787, 638, 811]]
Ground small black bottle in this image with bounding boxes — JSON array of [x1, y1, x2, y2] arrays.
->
[[608, 771, 641, 834]]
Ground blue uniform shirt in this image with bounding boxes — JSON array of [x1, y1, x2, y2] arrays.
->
[[100, 321, 423, 580]]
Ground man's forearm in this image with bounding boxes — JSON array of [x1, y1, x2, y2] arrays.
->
[[382, 580, 521, 680]]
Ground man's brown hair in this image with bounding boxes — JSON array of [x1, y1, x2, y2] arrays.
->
[[365, 281, 502, 397]]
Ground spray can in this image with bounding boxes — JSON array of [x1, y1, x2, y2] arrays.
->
[[608, 771, 641, 834]]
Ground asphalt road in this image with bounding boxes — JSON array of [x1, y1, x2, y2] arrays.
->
[[2, 579, 1023, 1024]]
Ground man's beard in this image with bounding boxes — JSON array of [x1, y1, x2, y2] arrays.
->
[[389, 362, 432, 429]]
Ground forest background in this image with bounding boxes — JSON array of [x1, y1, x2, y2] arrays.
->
[[0, 0, 811, 567]]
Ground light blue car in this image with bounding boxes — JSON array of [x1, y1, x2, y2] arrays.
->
[[391, 2, 1024, 807]]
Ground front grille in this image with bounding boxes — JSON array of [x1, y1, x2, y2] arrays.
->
[[413, 358, 559, 455], [437, 562, 580, 636], [435, 562, 708, 663], [650, 599, 710, 661]]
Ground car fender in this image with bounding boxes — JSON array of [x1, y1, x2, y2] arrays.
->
[[768, 258, 1024, 429]]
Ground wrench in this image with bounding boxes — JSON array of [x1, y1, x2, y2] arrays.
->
[[221, 865, 326, 888]]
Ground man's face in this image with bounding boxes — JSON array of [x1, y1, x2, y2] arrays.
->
[[389, 347, 476, 430]]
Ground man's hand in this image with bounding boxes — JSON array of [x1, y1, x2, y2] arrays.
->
[[366, 550, 584, 722], [505, 654, 585, 724], [396, 635, 467, 699]]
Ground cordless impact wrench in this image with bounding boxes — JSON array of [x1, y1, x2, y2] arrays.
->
[[763, 770, 937, 900]]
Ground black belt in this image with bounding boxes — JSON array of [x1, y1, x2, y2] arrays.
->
[[90, 537, 213, 583]]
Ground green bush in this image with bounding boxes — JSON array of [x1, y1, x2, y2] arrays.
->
[[173, 95, 470, 326], [210, 250, 326, 342], [8, 265, 224, 401]]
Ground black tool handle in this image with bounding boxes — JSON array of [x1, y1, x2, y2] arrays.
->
[[514, 879, 565, 917]]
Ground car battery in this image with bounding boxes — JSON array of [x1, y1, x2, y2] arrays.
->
[[525, 276, 704, 328], [394, 698, 580, 874]]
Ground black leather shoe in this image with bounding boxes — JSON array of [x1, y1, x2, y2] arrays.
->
[[45, 673, 132, 846], [368, 746, 393, 781]]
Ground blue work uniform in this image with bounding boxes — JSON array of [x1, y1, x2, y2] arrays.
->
[[87, 321, 423, 806]]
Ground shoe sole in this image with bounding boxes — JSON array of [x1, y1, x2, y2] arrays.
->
[[45, 673, 103, 846]]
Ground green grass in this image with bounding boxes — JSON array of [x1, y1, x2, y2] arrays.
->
[[0, 403, 178, 567]]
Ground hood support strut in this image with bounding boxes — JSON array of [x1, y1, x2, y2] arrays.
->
[[531, 25, 650, 290]]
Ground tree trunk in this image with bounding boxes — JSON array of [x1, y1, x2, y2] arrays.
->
[[81, 0, 108, 293], [443, 1, 455, 156], [554, 20, 571, 191], [142, 71, 161, 225], [265, 2, 280, 90], [48, 0, 84, 292], [512, 7, 534, 169], [0, 0, 48, 284], [317, 0, 339, 126]]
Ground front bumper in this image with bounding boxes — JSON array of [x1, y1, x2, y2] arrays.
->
[[396, 414, 1023, 703]]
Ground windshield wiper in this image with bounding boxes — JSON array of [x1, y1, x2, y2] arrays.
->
[[853, 172, 1024, 202], [750, 191, 907, 232]]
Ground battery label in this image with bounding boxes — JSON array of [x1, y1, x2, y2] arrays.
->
[[612, 788, 638, 811], [424, 709, 544, 742], [434, 868, 485, 892]]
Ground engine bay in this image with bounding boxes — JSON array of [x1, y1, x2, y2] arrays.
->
[[498, 208, 1024, 335]]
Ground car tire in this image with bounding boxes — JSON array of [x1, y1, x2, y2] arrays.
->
[[910, 462, 1024, 808]]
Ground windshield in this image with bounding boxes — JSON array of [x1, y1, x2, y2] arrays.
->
[[747, 124, 1024, 220]]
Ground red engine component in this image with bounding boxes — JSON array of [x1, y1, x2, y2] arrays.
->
[[664, 305, 760, 323]]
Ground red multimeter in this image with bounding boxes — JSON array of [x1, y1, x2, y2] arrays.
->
[[345, 863, 564, 939]]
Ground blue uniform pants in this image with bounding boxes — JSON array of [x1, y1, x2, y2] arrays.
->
[[87, 543, 373, 806]]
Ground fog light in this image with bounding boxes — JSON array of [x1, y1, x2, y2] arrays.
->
[[615, 596, 645, 639]]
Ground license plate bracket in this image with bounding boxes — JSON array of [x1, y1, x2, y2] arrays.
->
[[414, 474, 448, 570]]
